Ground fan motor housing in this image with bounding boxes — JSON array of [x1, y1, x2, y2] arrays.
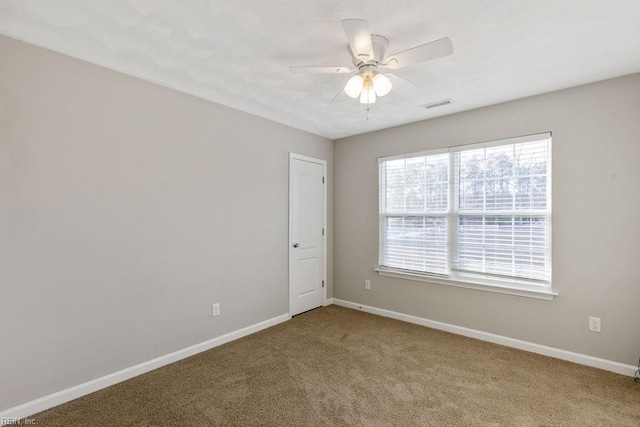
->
[[349, 34, 389, 66]]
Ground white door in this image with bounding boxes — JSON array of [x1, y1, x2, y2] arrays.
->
[[289, 154, 325, 316]]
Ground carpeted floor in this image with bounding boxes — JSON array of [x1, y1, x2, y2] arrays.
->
[[30, 305, 640, 426]]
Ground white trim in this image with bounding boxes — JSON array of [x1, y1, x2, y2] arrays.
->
[[546, 136, 553, 286], [331, 299, 636, 377], [324, 297, 334, 306], [289, 153, 328, 314], [0, 313, 291, 424], [448, 132, 551, 152], [288, 152, 325, 165], [378, 147, 448, 162], [378, 132, 551, 161], [375, 267, 557, 300]]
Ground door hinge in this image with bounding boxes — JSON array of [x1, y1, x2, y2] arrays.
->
[[322, 228, 325, 236], [322, 280, 325, 288], [322, 177, 325, 184]]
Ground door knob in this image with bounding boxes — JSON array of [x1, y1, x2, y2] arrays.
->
[[293, 243, 300, 248]]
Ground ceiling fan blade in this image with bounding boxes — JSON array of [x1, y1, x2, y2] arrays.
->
[[386, 73, 421, 97], [341, 19, 374, 61], [331, 88, 348, 103], [385, 37, 453, 69], [289, 66, 352, 74]]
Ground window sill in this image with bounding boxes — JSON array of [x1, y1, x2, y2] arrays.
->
[[374, 268, 558, 300]]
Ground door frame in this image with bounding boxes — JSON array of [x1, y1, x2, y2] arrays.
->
[[289, 153, 328, 315]]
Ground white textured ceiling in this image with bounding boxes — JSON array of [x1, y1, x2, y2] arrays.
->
[[1, 0, 640, 139]]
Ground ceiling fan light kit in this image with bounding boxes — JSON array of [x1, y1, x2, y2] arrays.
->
[[289, 18, 453, 110], [345, 66, 392, 104]]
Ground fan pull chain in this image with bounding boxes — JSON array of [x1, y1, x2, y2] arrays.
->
[[366, 105, 370, 120]]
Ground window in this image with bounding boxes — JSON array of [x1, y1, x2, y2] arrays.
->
[[378, 133, 552, 297]]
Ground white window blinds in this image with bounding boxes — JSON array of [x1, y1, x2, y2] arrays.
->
[[378, 133, 551, 287], [379, 153, 449, 275], [452, 139, 551, 282]]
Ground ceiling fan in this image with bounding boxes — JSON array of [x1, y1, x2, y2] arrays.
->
[[290, 19, 454, 105]]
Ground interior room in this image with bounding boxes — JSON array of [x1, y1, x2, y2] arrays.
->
[[1, 1, 639, 425]]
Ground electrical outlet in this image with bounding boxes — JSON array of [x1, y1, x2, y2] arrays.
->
[[588, 316, 601, 332], [364, 280, 371, 290], [212, 303, 220, 317]]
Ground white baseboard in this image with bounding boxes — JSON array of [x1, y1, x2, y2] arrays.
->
[[0, 313, 291, 424], [324, 297, 334, 306], [332, 299, 637, 377]]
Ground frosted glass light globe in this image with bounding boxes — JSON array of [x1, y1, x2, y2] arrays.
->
[[359, 77, 376, 104], [373, 73, 392, 96], [344, 75, 364, 98]]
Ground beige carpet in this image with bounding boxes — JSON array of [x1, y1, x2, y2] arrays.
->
[[30, 305, 639, 426]]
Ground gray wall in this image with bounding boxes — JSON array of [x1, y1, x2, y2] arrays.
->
[[334, 73, 640, 366], [0, 35, 333, 411]]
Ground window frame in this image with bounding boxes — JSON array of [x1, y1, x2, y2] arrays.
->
[[377, 133, 556, 300]]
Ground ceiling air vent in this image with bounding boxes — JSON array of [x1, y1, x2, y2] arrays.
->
[[422, 98, 454, 110]]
